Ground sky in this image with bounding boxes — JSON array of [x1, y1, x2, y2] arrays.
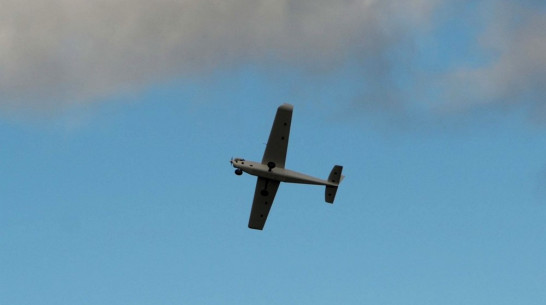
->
[[1, 0, 546, 304]]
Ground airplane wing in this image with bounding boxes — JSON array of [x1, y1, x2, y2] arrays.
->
[[261, 103, 293, 169], [248, 177, 280, 230]]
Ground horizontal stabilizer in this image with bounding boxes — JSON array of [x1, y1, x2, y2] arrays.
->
[[328, 165, 343, 185], [325, 165, 343, 203], [325, 186, 338, 204]]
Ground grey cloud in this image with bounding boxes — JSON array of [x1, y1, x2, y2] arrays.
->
[[1, 0, 545, 120], [0, 0, 437, 112], [439, 2, 546, 118]]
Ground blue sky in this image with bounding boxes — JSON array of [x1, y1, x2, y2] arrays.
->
[[1, 1, 546, 304]]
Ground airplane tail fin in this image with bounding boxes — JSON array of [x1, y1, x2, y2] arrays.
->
[[325, 165, 343, 204]]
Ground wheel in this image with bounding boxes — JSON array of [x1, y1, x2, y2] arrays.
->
[[235, 168, 243, 175], [267, 161, 276, 169]]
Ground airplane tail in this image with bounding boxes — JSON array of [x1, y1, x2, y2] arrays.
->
[[325, 165, 344, 204]]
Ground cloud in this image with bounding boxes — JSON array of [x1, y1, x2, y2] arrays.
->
[[0, 0, 437, 112], [0, 0, 545, 120], [437, 2, 546, 118]]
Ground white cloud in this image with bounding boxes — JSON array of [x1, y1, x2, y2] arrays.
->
[[0, 0, 437, 111], [1, 0, 544, 120], [440, 2, 546, 116]]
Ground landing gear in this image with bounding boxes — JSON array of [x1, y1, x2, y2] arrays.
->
[[235, 168, 243, 175], [261, 179, 271, 196], [267, 161, 276, 172]]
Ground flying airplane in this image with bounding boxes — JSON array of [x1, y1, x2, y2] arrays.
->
[[231, 103, 344, 230]]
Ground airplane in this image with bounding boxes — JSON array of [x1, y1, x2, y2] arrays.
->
[[231, 103, 344, 230]]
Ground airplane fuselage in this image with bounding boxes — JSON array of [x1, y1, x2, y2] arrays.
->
[[231, 158, 336, 187]]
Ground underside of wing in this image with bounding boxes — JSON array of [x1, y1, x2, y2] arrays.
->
[[248, 177, 280, 230], [261, 103, 293, 169]]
